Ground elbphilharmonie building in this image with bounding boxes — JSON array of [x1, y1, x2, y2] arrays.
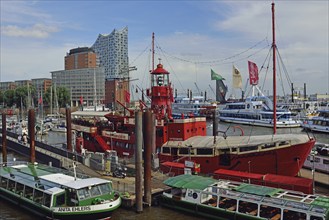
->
[[91, 27, 129, 80]]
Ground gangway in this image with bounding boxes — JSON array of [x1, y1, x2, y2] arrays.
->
[[95, 135, 110, 152]]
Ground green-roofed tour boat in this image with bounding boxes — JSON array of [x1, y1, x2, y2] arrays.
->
[[160, 174, 329, 220], [0, 162, 121, 220]]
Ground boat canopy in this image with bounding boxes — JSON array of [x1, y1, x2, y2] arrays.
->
[[235, 184, 281, 197], [163, 174, 216, 190], [60, 177, 110, 190]]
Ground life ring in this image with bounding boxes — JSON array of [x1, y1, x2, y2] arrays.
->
[[232, 126, 244, 136]]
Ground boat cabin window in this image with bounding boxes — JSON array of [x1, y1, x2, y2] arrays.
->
[[162, 147, 170, 154], [310, 216, 324, 220], [55, 193, 66, 207], [171, 188, 186, 198], [8, 179, 16, 192], [239, 146, 258, 152], [67, 189, 79, 206], [90, 185, 102, 197], [196, 148, 213, 156], [44, 193, 51, 207], [279, 141, 289, 146], [77, 187, 91, 200], [218, 197, 237, 211], [34, 189, 44, 204], [179, 148, 194, 155], [238, 201, 258, 216], [201, 193, 217, 207], [283, 209, 306, 220], [1, 177, 8, 188], [262, 143, 276, 149], [98, 183, 111, 194], [260, 205, 281, 219], [16, 182, 24, 196], [323, 159, 329, 165], [24, 186, 34, 199]]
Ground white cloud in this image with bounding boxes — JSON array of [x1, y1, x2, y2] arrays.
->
[[1, 1, 51, 24], [2, 23, 59, 38]]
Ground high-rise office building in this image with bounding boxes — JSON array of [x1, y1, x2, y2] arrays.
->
[[65, 47, 98, 70], [51, 67, 105, 107], [51, 47, 105, 107], [91, 27, 129, 80]]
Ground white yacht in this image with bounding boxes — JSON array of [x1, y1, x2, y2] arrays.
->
[[172, 96, 219, 118], [219, 95, 301, 128], [301, 109, 329, 133]]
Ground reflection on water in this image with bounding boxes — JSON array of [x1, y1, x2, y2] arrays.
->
[[1, 122, 328, 219]]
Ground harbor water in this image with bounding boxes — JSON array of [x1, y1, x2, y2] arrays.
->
[[1, 122, 328, 219]]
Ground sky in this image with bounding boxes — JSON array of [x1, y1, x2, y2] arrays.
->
[[1, 0, 328, 99]]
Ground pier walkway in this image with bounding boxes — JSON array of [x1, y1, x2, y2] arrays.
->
[[0, 131, 100, 177]]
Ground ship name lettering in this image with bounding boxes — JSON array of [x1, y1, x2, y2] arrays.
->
[[72, 206, 91, 212], [58, 207, 71, 212]]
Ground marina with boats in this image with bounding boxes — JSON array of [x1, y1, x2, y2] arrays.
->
[[1, 2, 328, 220]]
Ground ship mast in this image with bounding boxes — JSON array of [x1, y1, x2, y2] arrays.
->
[[272, 2, 277, 134], [152, 32, 155, 71]]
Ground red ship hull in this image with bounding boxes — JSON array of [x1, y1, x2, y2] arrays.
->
[[160, 138, 315, 177]]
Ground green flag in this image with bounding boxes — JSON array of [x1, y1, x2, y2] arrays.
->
[[211, 69, 225, 80]]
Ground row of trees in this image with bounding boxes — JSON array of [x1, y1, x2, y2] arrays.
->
[[0, 85, 70, 110]]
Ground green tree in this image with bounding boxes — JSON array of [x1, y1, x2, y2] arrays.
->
[[3, 90, 15, 107], [44, 86, 70, 109], [13, 85, 36, 109], [14, 86, 28, 109], [57, 86, 70, 108]]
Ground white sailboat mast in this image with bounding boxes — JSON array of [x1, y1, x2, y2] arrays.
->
[[272, 2, 277, 134]]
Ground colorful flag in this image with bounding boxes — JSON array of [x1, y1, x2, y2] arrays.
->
[[232, 65, 242, 89], [38, 96, 43, 104], [125, 90, 130, 103], [216, 79, 228, 103], [248, 61, 259, 85], [211, 69, 225, 81]]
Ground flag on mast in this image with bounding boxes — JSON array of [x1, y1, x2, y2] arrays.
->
[[38, 96, 43, 104], [80, 96, 83, 105], [211, 69, 225, 80], [248, 61, 259, 85], [232, 65, 242, 89], [125, 90, 130, 103]]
